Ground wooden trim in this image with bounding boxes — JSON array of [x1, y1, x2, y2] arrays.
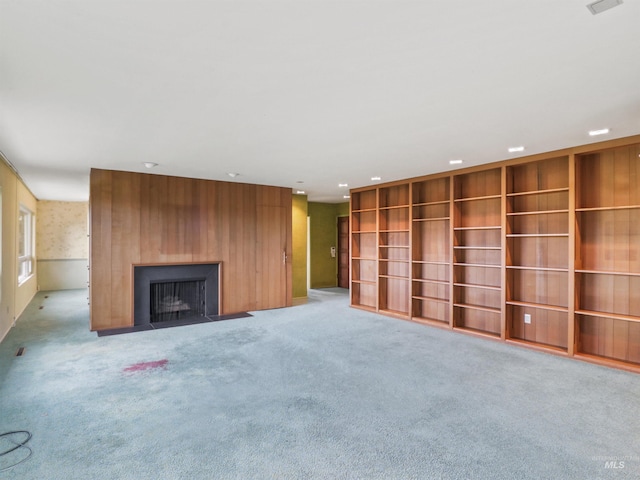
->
[[567, 153, 576, 356], [500, 166, 507, 340]]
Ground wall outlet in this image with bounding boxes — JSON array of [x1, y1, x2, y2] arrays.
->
[[524, 313, 532, 324]]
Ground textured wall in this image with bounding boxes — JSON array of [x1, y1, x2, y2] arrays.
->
[[37, 201, 88, 259]]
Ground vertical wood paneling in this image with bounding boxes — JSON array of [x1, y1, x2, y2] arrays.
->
[[89, 169, 112, 330], [90, 170, 292, 330], [110, 171, 141, 327], [256, 185, 290, 309]]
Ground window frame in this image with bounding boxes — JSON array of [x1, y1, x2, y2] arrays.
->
[[18, 204, 34, 285]]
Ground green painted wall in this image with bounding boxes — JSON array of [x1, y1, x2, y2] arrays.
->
[[336, 202, 350, 217], [308, 202, 348, 288], [292, 194, 308, 300]]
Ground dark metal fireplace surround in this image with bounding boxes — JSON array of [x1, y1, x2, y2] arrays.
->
[[134, 263, 219, 327]]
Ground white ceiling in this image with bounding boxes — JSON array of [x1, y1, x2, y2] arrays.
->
[[1, 1, 639, 203]]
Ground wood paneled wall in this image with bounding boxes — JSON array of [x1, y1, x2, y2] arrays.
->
[[89, 169, 292, 330]]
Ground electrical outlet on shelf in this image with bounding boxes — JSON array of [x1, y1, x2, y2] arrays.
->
[[524, 313, 532, 324]]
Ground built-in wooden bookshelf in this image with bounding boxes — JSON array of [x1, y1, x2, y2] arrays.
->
[[505, 156, 570, 351], [349, 134, 640, 373], [411, 177, 450, 325], [351, 189, 377, 311], [575, 143, 640, 368], [452, 168, 502, 337], [378, 184, 411, 317]]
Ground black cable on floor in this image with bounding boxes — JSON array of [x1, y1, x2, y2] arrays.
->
[[0, 431, 33, 472]]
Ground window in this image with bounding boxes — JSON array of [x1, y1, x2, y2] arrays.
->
[[18, 205, 34, 284]]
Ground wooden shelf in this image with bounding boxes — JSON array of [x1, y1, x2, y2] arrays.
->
[[379, 205, 410, 210], [454, 194, 501, 202], [412, 278, 449, 285], [576, 205, 640, 212], [506, 209, 569, 216], [453, 283, 501, 291], [379, 229, 410, 233], [506, 187, 569, 197], [379, 308, 409, 318], [575, 309, 640, 324], [453, 262, 500, 268], [412, 296, 449, 304], [379, 245, 410, 248], [454, 303, 501, 314], [506, 233, 568, 238], [453, 246, 501, 250], [506, 300, 568, 313], [352, 208, 377, 213], [413, 200, 450, 207], [454, 226, 501, 231], [412, 260, 449, 265], [351, 279, 376, 285], [413, 217, 450, 222], [506, 265, 568, 272], [575, 269, 640, 277]]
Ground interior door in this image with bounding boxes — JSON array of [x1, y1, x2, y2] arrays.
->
[[256, 189, 292, 309]]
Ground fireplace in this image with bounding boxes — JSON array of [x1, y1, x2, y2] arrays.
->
[[133, 263, 219, 326]]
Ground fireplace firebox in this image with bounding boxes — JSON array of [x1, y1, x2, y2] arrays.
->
[[133, 264, 219, 326]]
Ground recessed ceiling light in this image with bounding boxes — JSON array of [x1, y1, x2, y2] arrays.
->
[[296, 190, 305, 195], [587, 0, 623, 15], [371, 176, 381, 181], [296, 180, 304, 184], [338, 183, 348, 188], [449, 160, 463, 165], [227, 172, 240, 178], [143, 162, 158, 169], [589, 128, 610, 136], [508, 146, 525, 153], [343, 195, 350, 199]]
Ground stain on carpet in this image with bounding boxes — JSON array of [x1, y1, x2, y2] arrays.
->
[[123, 359, 168, 373]]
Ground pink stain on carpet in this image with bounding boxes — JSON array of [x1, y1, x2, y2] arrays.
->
[[124, 359, 168, 373]]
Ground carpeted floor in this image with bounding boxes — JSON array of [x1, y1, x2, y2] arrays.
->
[[1, 288, 639, 479]]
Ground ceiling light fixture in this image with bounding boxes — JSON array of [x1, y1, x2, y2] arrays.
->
[[338, 183, 348, 188], [296, 190, 306, 195], [587, 0, 623, 15], [449, 160, 463, 165], [143, 162, 158, 169], [371, 176, 381, 181], [227, 173, 240, 178], [589, 128, 610, 136], [508, 146, 525, 153], [343, 195, 350, 199]]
